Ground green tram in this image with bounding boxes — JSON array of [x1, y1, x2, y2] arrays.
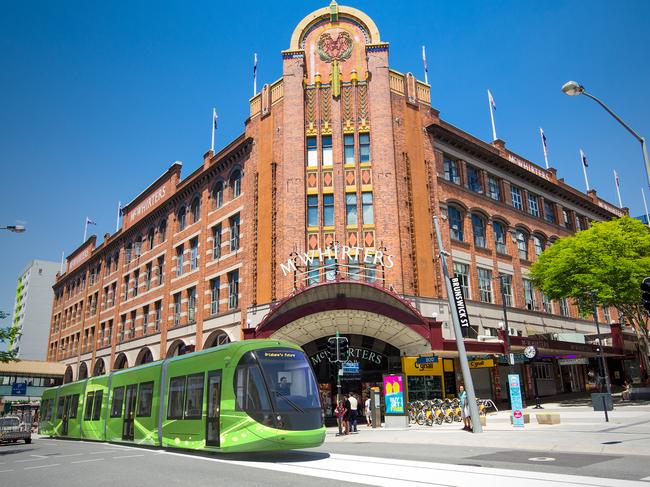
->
[[39, 339, 325, 452]]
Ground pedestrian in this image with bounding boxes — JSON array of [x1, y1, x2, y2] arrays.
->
[[335, 399, 348, 435], [458, 385, 471, 431], [343, 394, 352, 434], [348, 392, 358, 433], [364, 395, 372, 427]]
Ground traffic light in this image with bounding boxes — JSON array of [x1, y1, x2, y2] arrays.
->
[[338, 337, 349, 362], [641, 277, 650, 313], [327, 337, 337, 362]]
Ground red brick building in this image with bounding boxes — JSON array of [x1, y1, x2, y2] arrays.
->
[[48, 2, 637, 409]]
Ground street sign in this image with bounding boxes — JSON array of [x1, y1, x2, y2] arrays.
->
[[498, 353, 527, 364], [449, 276, 471, 332], [342, 362, 360, 374], [509, 374, 524, 428], [11, 382, 27, 395], [415, 356, 439, 365]]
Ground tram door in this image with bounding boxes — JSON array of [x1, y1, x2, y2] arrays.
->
[[122, 384, 137, 441], [205, 370, 222, 447], [61, 396, 70, 435]]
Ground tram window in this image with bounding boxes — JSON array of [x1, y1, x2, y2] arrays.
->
[[92, 391, 103, 420], [235, 361, 271, 412], [56, 397, 65, 419], [84, 392, 95, 420], [137, 382, 154, 417], [167, 376, 186, 420], [69, 394, 79, 419], [184, 374, 204, 419], [110, 387, 125, 417]]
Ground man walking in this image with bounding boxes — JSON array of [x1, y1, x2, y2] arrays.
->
[[348, 392, 358, 433]]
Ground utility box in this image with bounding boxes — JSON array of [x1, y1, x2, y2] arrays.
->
[[591, 393, 613, 411], [371, 388, 381, 428]]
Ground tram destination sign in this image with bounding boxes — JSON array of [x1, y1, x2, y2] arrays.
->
[[449, 276, 470, 330]]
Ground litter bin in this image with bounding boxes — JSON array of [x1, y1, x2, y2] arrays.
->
[[591, 393, 613, 411]]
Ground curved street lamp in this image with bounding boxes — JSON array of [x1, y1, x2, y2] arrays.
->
[[562, 81, 650, 187], [1, 225, 26, 233]]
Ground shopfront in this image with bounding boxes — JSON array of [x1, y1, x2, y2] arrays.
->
[[401, 356, 456, 401]]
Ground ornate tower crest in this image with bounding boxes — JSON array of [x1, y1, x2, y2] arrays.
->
[[317, 31, 353, 63]]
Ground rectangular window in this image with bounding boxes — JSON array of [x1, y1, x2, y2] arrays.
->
[[130, 310, 136, 337], [190, 238, 198, 270], [359, 133, 370, 163], [228, 270, 239, 309], [467, 166, 483, 193], [487, 176, 500, 201], [92, 390, 103, 420], [230, 214, 240, 251], [542, 292, 552, 313], [544, 200, 556, 223], [167, 377, 186, 420], [528, 193, 540, 217], [143, 305, 149, 333], [346, 193, 358, 225], [119, 315, 126, 342], [559, 298, 569, 317], [453, 262, 470, 299], [69, 394, 79, 419], [562, 209, 571, 228], [344, 134, 355, 164], [477, 268, 493, 303], [133, 270, 139, 297], [348, 256, 361, 280], [136, 382, 154, 417], [157, 257, 164, 285], [145, 263, 152, 290], [154, 301, 162, 331], [84, 392, 94, 420], [499, 274, 513, 307], [511, 185, 523, 210], [212, 224, 222, 259], [443, 155, 460, 184], [307, 262, 320, 286], [176, 245, 184, 276], [362, 192, 374, 225], [307, 195, 318, 227], [187, 287, 196, 323], [110, 386, 125, 417], [123, 275, 129, 300], [323, 194, 334, 227], [524, 279, 536, 309], [448, 207, 463, 241], [173, 293, 181, 326], [56, 397, 65, 419], [322, 135, 333, 167], [306, 137, 317, 168], [184, 373, 204, 419], [210, 277, 220, 315], [364, 263, 376, 283]]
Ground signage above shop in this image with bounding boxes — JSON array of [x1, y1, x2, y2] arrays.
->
[[558, 358, 589, 366], [280, 246, 395, 276], [309, 346, 385, 367], [497, 353, 527, 365], [66, 237, 96, 273], [415, 356, 438, 365], [402, 356, 444, 376], [342, 362, 360, 374], [469, 359, 494, 369]]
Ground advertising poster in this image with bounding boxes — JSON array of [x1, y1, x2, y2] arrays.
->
[[383, 374, 405, 415], [508, 374, 525, 427]]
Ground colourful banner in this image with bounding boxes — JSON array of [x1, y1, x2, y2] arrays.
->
[[383, 374, 405, 415], [508, 374, 525, 428]]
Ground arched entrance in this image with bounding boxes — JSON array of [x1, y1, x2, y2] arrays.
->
[[204, 330, 231, 349], [78, 362, 88, 380], [135, 347, 154, 365], [114, 353, 128, 370], [167, 339, 187, 357], [93, 358, 106, 377], [63, 365, 74, 384]]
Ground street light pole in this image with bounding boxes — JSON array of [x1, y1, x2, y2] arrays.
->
[[590, 293, 612, 396], [562, 81, 650, 187], [498, 274, 514, 410], [432, 216, 483, 433]]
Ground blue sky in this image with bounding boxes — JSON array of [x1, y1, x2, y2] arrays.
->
[[1, 0, 649, 342]]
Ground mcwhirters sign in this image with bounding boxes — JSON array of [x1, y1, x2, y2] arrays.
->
[[280, 246, 395, 276]]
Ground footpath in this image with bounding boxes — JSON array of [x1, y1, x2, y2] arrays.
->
[[326, 396, 650, 456]]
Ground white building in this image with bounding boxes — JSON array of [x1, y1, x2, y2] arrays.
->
[[10, 260, 60, 360]]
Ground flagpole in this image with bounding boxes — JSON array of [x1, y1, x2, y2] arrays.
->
[[83, 217, 88, 243], [211, 108, 216, 152], [60, 251, 65, 275], [422, 45, 428, 85], [614, 171, 623, 208], [488, 90, 497, 141], [116, 201, 121, 232], [642, 188, 650, 227], [253, 53, 257, 96], [540, 128, 549, 169], [580, 149, 590, 191]]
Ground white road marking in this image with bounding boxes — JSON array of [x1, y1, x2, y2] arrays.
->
[[71, 458, 103, 464], [31, 455, 48, 458], [641, 476, 650, 482], [24, 463, 60, 470], [56, 453, 84, 458], [16, 458, 49, 463], [112, 454, 144, 459], [528, 457, 556, 462], [89, 450, 110, 454], [0, 469, 14, 473]]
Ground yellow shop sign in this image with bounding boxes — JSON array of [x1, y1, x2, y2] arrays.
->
[[402, 357, 444, 376], [469, 359, 494, 369]]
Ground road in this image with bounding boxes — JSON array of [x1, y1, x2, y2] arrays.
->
[[1, 435, 649, 487]]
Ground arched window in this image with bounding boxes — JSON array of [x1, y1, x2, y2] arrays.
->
[[230, 170, 242, 198], [158, 219, 167, 243], [190, 196, 200, 223], [212, 181, 224, 209], [516, 229, 529, 260], [471, 214, 487, 248], [448, 206, 464, 241], [493, 221, 507, 254], [533, 235, 545, 257], [177, 206, 186, 232]]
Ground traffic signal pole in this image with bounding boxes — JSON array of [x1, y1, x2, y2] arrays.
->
[[433, 216, 483, 433]]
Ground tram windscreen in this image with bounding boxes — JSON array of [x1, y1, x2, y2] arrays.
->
[[256, 349, 321, 411]]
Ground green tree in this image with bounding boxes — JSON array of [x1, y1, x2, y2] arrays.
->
[[0, 311, 19, 363], [530, 216, 650, 369]]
